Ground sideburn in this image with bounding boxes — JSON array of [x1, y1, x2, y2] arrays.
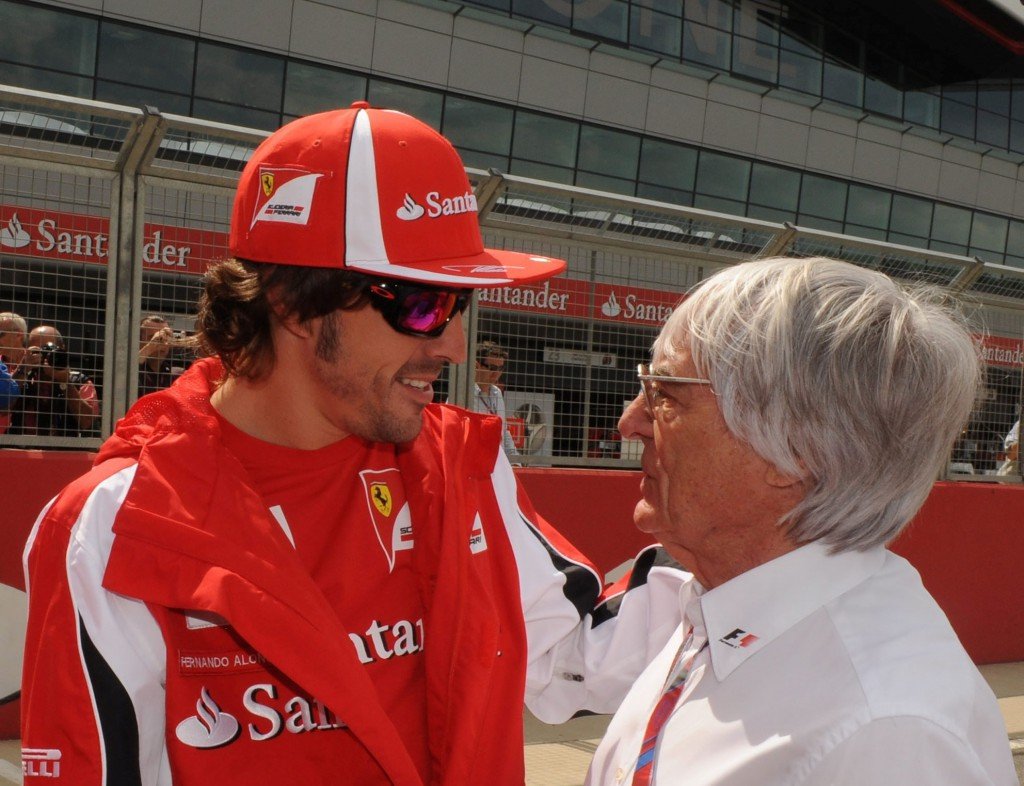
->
[[315, 311, 341, 363]]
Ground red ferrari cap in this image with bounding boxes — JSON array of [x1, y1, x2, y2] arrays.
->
[[230, 102, 566, 287]]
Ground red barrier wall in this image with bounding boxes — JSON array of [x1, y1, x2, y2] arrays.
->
[[2, 451, 1023, 740]]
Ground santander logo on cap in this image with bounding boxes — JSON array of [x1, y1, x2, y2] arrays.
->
[[395, 190, 478, 222]]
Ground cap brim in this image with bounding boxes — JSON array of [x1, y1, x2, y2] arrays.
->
[[345, 248, 566, 287]]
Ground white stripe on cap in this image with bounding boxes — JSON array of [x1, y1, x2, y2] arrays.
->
[[345, 109, 390, 265]]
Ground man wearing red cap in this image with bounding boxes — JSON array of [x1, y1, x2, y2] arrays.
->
[[20, 104, 683, 785]]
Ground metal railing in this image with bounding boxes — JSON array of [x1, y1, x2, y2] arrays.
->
[[0, 84, 1020, 479]]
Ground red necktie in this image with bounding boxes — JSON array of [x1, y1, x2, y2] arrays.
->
[[631, 627, 707, 786]]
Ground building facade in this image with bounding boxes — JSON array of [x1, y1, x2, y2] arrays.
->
[[0, 0, 1022, 471]]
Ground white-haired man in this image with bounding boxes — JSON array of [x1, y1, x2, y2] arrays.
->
[[587, 257, 1016, 785]]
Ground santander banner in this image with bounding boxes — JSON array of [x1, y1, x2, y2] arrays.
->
[[0, 205, 225, 277], [477, 278, 683, 327], [979, 334, 1024, 368], [1, 204, 687, 327]]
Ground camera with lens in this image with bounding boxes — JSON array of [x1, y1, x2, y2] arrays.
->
[[38, 342, 69, 369]]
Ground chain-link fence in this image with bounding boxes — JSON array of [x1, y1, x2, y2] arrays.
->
[[1, 84, 1021, 479]]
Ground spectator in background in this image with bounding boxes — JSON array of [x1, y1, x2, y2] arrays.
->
[[472, 340, 520, 460], [0, 355, 17, 417], [138, 314, 176, 396], [11, 325, 99, 437], [0, 311, 27, 434], [998, 418, 1020, 476]]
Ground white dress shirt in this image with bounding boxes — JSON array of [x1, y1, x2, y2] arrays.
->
[[473, 383, 519, 458], [586, 542, 1016, 785]]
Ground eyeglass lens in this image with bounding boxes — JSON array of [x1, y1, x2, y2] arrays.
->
[[398, 290, 459, 334]]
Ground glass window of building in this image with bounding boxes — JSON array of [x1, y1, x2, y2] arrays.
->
[[195, 42, 284, 113], [639, 138, 697, 192], [191, 99, 281, 130], [778, 11, 822, 94], [636, 181, 694, 206], [731, 2, 779, 84], [799, 174, 846, 221], [442, 96, 513, 162], [368, 80, 443, 128], [976, 81, 1010, 147], [978, 82, 1010, 116], [578, 125, 641, 180], [508, 158, 574, 185], [512, 0, 568, 26], [941, 84, 977, 138], [512, 111, 579, 169], [930, 203, 972, 250], [284, 61, 366, 118], [749, 163, 799, 212], [846, 184, 891, 230], [977, 109, 1009, 148], [631, 5, 682, 57], [574, 0, 627, 43], [98, 22, 194, 95], [0, 62, 92, 98], [575, 171, 635, 196], [1005, 220, 1024, 267], [0, 1, 97, 77], [683, 0, 732, 71], [95, 81, 191, 116], [821, 28, 862, 106], [863, 49, 901, 118], [971, 212, 1009, 255], [695, 151, 750, 202], [904, 86, 940, 129], [1011, 120, 1024, 155], [889, 194, 933, 240]]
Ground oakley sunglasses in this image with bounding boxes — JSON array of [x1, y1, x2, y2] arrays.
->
[[365, 279, 472, 338]]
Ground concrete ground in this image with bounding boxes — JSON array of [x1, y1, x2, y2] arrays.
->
[[3, 663, 1024, 785]]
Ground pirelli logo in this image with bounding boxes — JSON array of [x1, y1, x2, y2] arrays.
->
[[22, 748, 61, 778]]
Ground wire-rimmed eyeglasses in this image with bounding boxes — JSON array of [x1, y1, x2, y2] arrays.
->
[[637, 363, 712, 415]]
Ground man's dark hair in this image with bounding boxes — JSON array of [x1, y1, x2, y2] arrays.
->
[[476, 340, 508, 364], [195, 259, 372, 380]]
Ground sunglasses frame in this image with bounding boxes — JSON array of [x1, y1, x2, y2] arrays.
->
[[365, 279, 471, 338]]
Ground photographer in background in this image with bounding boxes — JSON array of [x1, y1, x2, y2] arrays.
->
[[11, 324, 99, 437], [138, 314, 177, 397]]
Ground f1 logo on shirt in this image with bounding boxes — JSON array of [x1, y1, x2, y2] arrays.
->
[[719, 628, 759, 648]]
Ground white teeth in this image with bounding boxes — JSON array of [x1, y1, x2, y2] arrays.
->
[[401, 378, 429, 390]]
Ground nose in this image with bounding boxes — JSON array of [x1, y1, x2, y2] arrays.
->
[[618, 393, 653, 441], [430, 310, 467, 365]]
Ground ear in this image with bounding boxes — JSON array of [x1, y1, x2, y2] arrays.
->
[[266, 289, 313, 340]]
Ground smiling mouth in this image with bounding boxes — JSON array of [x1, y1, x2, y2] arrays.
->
[[400, 378, 432, 391]]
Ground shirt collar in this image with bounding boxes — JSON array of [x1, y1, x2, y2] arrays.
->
[[696, 541, 887, 681]]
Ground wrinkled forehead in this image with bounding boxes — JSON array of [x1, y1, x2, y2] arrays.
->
[[0, 328, 24, 347]]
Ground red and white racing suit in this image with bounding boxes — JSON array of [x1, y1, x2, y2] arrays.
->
[[21, 358, 684, 785]]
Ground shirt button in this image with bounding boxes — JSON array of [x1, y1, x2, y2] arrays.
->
[[615, 766, 625, 783]]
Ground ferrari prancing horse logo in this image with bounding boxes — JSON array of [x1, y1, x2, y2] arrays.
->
[[260, 173, 275, 197], [359, 469, 413, 572], [370, 482, 392, 517]]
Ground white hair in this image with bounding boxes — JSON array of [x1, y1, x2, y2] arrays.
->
[[0, 311, 27, 336], [653, 256, 982, 552]]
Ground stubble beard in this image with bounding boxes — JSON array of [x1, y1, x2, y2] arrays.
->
[[314, 312, 425, 444]]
